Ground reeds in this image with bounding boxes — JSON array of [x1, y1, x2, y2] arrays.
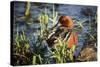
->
[[32, 54, 43, 65], [49, 4, 59, 27], [50, 37, 75, 63], [13, 30, 32, 65], [13, 29, 44, 65], [13, 2, 97, 65], [38, 8, 49, 37]]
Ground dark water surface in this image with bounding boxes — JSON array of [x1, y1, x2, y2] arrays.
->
[[13, 1, 97, 57]]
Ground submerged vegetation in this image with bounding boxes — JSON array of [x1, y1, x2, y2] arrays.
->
[[12, 1, 97, 65]]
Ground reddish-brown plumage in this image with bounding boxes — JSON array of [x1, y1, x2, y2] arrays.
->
[[59, 16, 74, 29], [67, 32, 78, 48], [59, 16, 78, 48]]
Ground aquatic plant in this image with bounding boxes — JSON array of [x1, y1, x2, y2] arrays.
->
[[74, 17, 96, 42], [16, 2, 33, 25], [49, 4, 59, 26], [38, 8, 49, 37], [14, 2, 98, 65], [50, 36, 76, 63], [13, 30, 32, 65], [13, 30, 44, 65], [32, 54, 43, 65], [79, 7, 97, 41], [25, 2, 31, 17]]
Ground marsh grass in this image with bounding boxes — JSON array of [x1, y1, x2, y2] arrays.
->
[[13, 3, 77, 65], [32, 54, 43, 65], [38, 8, 49, 37], [13, 2, 97, 65], [13, 29, 44, 65], [75, 18, 96, 42], [13, 30, 32, 65], [49, 4, 59, 27], [50, 36, 76, 63]]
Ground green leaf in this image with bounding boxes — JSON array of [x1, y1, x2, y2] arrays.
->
[[38, 54, 42, 64], [25, 43, 30, 49], [71, 45, 76, 53], [32, 56, 36, 65], [44, 14, 49, 24], [25, 2, 31, 17]]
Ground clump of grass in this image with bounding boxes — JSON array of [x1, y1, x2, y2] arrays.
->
[[13, 29, 45, 65], [13, 30, 32, 65], [50, 37, 76, 63]]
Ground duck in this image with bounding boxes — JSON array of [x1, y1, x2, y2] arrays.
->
[[47, 16, 78, 49], [59, 16, 78, 48]]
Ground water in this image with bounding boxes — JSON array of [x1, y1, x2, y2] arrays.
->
[[13, 1, 97, 57]]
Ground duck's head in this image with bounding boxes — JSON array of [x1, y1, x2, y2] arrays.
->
[[59, 16, 74, 29]]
